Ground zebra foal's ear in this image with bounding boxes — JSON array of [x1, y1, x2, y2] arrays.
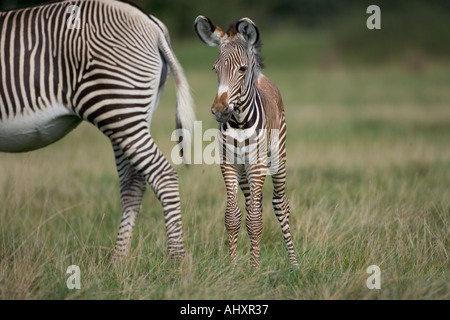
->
[[236, 18, 259, 47], [194, 16, 225, 47]]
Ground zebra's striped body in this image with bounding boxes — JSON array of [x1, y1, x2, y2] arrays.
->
[[0, 0, 195, 259], [195, 16, 298, 267]]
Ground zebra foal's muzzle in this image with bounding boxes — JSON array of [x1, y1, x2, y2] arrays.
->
[[211, 92, 233, 123]]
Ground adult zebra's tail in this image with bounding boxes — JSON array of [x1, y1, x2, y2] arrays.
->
[[158, 28, 195, 163]]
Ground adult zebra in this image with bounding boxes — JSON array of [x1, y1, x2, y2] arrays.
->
[[0, 0, 195, 259], [195, 16, 298, 268]]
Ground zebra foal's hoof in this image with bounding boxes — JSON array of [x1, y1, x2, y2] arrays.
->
[[110, 247, 130, 261], [169, 248, 186, 261]]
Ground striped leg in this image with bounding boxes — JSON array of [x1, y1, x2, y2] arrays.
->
[[147, 147, 185, 259], [240, 176, 262, 215], [271, 170, 298, 266], [112, 131, 185, 259], [246, 168, 266, 268], [112, 144, 147, 258], [222, 164, 242, 265]]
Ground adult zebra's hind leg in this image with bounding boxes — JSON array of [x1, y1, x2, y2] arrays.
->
[[111, 132, 185, 260], [147, 148, 186, 259], [112, 144, 147, 258]]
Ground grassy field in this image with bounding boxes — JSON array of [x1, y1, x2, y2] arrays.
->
[[0, 30, 449, 300]]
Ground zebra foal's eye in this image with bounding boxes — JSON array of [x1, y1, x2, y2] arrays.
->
[[239, 66, 247, 72]]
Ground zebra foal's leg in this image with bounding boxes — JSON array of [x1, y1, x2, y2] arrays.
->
[[271, 169, 298, 266], [246, 168, 266, 268], [112, 144, 147, 258], [222, 164, 242, 265]]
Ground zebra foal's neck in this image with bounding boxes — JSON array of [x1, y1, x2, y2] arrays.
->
[[226, 84, 263, 131]]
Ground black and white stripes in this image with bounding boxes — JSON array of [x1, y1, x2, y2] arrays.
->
[[0, 0, 194, 259]]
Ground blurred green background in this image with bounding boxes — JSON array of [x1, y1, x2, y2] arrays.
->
[[2, 0, 449, 66], [1, 0, 449, 299]]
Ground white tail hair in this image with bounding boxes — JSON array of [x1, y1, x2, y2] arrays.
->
[[158, 29, 195, 164]]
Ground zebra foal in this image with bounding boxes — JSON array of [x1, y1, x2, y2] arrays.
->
[[0, 0, 195, 259], [194, 16, 298, 267]]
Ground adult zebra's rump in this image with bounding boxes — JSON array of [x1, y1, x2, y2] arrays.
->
[[0, 0, 194, 259]]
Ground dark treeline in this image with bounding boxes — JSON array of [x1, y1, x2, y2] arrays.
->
[[2, 0, 449, 36], [135, 0, 450, 40], [2, 0, 449, 63]]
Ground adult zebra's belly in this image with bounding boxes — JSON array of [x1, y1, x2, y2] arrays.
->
[[0, 108, 82, 153]]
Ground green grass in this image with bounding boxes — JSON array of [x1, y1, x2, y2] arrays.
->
[[1, 31, 449, 300]]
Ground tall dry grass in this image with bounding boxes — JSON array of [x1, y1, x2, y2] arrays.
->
[[1, 31, 449, 299]]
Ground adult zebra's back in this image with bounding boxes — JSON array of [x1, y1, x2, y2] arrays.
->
[[0, 0, 195, 258]]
